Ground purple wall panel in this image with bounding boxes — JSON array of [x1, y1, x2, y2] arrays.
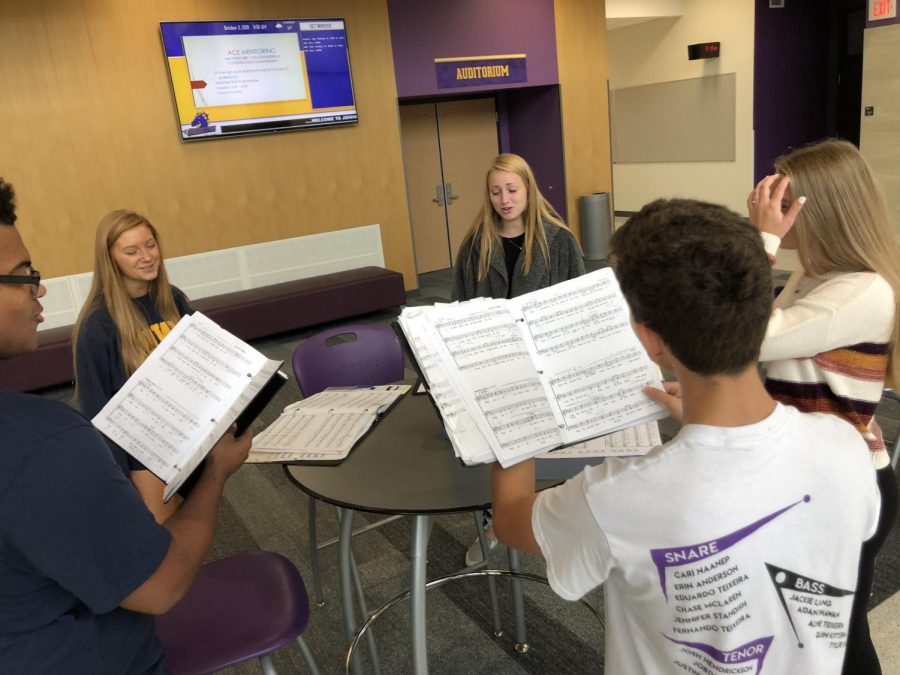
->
[[753, 1, 831, 181], [387, 0, 559, 98], [503, 86, 567, 219], [754, 0, 867, 182], [496, 95, 512, 153]]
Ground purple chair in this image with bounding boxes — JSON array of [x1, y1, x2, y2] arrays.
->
[[292, 323, 405, 396], [289, 323, 406, 607], [156, 551, 321, 675]]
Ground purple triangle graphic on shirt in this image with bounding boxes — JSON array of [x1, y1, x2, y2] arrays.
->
[[650, 495, 810, 599], [664, 634, 773, 672]]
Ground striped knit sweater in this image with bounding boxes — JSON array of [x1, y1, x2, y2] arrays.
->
[[759, 240, 894, 469]]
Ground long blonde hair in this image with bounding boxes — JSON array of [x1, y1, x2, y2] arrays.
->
[[775, 139, 900, 385], [459, 153, 571, 282], [73, 210, 181, 378]]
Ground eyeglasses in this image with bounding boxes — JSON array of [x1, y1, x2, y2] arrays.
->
[[0, 267, 41, 297]]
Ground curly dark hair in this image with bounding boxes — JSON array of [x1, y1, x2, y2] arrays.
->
[[609, 198, 772, 375], [0, 179, 16, 226]]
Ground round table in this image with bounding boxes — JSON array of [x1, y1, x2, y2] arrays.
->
[[285, 392, 554, 674]]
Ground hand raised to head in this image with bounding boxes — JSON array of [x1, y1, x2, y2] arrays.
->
[[747, 174, 806, 239]]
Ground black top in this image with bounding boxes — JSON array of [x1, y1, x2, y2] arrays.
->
[[0, 390, 169, 672], [452, 221, 585, 302], [500, 233, 525, 299]]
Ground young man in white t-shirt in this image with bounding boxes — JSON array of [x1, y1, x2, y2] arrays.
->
[[491, 199, 880, 674]]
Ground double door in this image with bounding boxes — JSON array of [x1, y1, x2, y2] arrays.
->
[[400, 98, 500, 273]]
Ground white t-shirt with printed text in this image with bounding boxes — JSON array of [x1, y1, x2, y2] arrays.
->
[[532, 403, 879, 674]]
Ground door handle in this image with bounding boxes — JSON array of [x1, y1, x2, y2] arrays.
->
[[445, 183, 459, 205], [432, 184, 445, 206]]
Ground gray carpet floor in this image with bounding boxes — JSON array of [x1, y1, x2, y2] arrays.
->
[[38, 264, 900, 674]]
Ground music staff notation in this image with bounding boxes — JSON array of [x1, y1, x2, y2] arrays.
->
[[535, 321, 629, 356], [555, 365, 648, 402], [530, 309, 621, 343], [524, 297, 617, 327], [489, 410, 556, 434], [456, 349, 529, 372], [519, 286, 616, 314], [548, 349, 643, 387]]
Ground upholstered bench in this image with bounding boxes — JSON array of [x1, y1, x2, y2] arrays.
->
[[0, 266, 406, 393]]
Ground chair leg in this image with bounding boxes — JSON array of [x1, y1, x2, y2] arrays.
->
[[295, 635, 323, 675], [260, 653, 277, 675], [308, 495, 325, 607]]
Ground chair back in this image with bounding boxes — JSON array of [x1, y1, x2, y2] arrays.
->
[[292, 323, 405, 396]]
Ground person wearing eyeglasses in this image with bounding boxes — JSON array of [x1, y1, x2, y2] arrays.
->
[[72, 210, 192, 523], [0, 177, 251, 673], [0, 261, 42, 352]]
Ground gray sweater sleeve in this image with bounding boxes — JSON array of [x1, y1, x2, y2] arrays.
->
[[548, 227, 585, 286]]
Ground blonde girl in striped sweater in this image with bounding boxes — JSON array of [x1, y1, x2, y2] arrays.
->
[[749, 138, 898, 675]]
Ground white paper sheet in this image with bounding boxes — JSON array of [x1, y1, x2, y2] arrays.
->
[[92, 312, 281, 500], [397, 268, 667, 467], [249, 385, 410, 463]]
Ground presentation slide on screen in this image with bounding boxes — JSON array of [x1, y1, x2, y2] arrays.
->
[[160, 19, 358, 140], [182, 33, 308, 108]]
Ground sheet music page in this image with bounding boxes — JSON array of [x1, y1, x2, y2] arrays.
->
[[92, 312, 275, 498], [250, 408, 377, 461], [398, 308, 494, 464], [283, 384, 409, 412], [248, 385, 411, 463], [426, 300, 562, 466], [512, 268, 666, 444], [538, 420, 662, 460]]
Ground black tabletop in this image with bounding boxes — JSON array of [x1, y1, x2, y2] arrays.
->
[[285, 392, 555, 516]]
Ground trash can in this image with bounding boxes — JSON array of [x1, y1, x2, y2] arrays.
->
[[579, 193, 612, 261]]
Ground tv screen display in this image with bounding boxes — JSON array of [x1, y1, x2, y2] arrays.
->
[[160, 19, 358, 141]]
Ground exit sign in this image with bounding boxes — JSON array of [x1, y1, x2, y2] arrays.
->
[[869, 0, 896, 20]]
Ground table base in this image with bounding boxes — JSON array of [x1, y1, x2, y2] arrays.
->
[[345, 569, 605, 674]]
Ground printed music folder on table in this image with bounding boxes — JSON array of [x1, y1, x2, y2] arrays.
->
[[91, 311, 286, 501], [246, 384, 410, 465], [396, 268, 667, 467]]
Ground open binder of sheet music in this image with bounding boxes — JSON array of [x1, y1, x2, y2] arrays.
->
[[246, 385, 411, 465], [91, 312, 285, 501], [396, 268, 668, 467]]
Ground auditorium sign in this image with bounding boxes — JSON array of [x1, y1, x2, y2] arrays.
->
[[435, 54, 527, 89]]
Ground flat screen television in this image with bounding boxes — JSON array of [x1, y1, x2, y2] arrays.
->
[[160, 19, 358, 141]]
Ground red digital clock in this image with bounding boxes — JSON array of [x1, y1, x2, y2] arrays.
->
[[688, 42, 721, 60]]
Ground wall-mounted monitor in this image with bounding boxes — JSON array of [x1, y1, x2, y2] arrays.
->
[[160, 19, 358, 141]]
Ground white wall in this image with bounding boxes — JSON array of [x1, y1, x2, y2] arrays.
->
[[38, 225, 386, 331], [606, 0, 684, 20], [607, 0, 755, 214], [860, 22, 900, 238]]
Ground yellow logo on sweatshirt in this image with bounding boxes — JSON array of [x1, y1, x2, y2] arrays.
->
[[148, 319, 177, 345]]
